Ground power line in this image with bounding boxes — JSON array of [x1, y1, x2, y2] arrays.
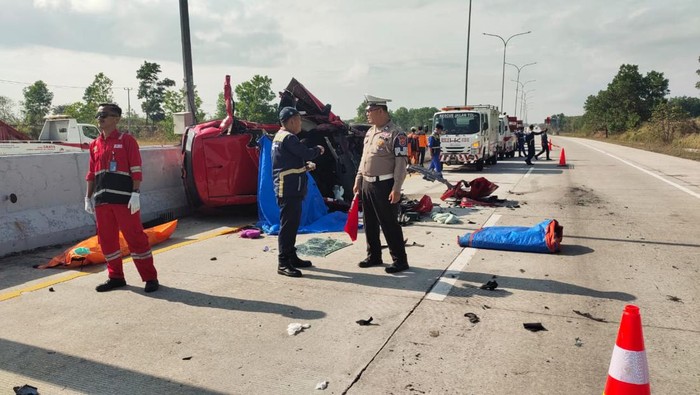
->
[[0, 78, 129, 90]]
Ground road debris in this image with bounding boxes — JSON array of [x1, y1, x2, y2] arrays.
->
[[13, 385, 39, 395], [182, 356, 193, 360], [210, 257, 217, 261], [666, 295, 683, 303], [575, 337, 583, 347], [49, 287, 54, 292], [523, 323, 547, 332], [572, 310, 607, 323], [429, 330, 440, 337], [356, 317, 374, 326], [315, 381, 329, 390], [480, 280, 498, 290], [287, 323, 311, 336], [464, 312, 480, 324]]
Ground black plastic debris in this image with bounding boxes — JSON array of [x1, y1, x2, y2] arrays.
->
[[356, 317, 373, 326], [666, 295, 683, 303], [464, 312, 480, 324], [210, 257, 217, 261], [480, 280, 498, 290], [523, 323, 547, 332], [572, 310, 607, 323], [13, 385, 39, 395], [49, 287, 54, 292], [182, 356, 193, 361]]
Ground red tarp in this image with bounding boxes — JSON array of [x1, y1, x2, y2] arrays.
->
[[0, 120, 29, 140]]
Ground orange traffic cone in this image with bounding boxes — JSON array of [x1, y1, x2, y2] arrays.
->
[[603, 305, 650, 395], [558, 148, 567, 167]]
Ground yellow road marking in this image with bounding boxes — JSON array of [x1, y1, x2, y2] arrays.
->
[[0, 226, 244, 302]]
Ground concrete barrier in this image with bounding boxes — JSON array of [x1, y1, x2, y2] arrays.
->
[[0, 147, 189, 257]]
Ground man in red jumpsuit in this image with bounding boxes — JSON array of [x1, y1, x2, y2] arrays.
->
[[84, 103, 159, 293]]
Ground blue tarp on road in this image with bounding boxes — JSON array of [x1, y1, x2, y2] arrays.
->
[[257, 135, 347, 234], [457, 219, 562, 253]]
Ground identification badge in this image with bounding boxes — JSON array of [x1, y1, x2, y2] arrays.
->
[[109, 160, 117, 172]]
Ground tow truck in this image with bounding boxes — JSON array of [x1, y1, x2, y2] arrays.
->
[[433, 105, 500, 171]]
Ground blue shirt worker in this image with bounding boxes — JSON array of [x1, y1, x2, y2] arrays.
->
[[428, 124, 443, 175], [352, 95, 410, 274], [85, 103, 159, 293], [272, 107, 324, 277]]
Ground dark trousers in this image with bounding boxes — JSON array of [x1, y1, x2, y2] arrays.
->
[[418, 147, 426, 166], [277, 196, 303, 264], [535, 144, 550, 160], [517, 140, 525, 157], [525, 143, 535, 164], [361, 179, 407, 265]]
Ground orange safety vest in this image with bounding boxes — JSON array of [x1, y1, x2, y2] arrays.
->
[[418, 134, 428, 148]]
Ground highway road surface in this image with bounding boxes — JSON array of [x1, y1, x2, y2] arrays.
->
[[0, 136, 698, 394]]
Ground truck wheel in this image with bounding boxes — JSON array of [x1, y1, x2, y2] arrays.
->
[[476, 159, 484, 171]]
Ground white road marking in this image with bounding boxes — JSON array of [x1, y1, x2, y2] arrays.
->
[[426, 214, 501, 301], [575, 141, 700, 200], [524, 167, 534, 178]]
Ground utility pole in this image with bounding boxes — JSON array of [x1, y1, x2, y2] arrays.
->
[[123, 87, 132, 132], [179, 0, 196, 124], [464, 0, 472, 105]]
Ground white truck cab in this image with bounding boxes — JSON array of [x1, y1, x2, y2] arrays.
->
[[0, 115, 98, 155], [433, 105, 500, 171]]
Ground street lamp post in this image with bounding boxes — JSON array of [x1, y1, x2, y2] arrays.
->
[[464, 0, 472, 105], [482, 30, 531, 112], [505, 62, 536, 116], [123, 87, 132, 132], [512, 79, 535, 119]]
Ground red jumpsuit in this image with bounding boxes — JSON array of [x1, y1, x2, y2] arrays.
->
[[86, 130, 157, 282]]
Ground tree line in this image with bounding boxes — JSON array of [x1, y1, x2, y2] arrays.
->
[[553, 56, 700, 142]]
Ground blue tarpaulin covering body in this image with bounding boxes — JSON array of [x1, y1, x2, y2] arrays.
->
[[257, 135, 347, 234], [457, 219, 561, 253]]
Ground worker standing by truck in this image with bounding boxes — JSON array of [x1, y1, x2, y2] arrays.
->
[[272, 107, 325, 277], [428, 124, 443, 175], [84, 103, 159, 293], [417, 126, 428, 166]]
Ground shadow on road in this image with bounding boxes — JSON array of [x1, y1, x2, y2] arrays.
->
[[138, 285, 326, 320], [0, 338, 226, 395], [457, 272, 636, 301]]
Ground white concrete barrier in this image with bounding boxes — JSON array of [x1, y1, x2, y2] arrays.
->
[[0, 147, 188, 257]]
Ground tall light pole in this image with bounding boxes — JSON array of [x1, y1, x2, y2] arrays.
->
[[482, 30, 531, 112], [520, 80, 535, 118], [179, 0, 196, 124], [464, 0, 472, 105], [123, 87, 132, 132], [522, 90, 535, 122], [505, 61, 536, 115]]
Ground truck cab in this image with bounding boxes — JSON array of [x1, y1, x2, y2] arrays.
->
[[0, 116, 97, 156], [433, 105, 499, 171], [498, 115, 516, 159]]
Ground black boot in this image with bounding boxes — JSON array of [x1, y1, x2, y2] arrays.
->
[[278, 259, 302, 277], [291, 255, 313, 268]]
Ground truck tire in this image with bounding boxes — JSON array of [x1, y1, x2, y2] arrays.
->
[[476, 159, 484, 171]]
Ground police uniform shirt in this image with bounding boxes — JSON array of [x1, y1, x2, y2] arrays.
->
[[355, 121, 408, 193]]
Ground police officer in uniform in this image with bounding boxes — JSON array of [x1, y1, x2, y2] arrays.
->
[[352, 95, 410, 274], [272, 107, 325, 277]]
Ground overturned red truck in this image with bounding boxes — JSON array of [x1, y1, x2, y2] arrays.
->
[[181, 77, 363, 208]]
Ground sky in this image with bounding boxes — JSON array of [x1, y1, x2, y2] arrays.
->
[[1, 0, 698, 125]]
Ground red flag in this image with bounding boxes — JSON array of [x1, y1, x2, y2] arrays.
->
[[344, 194, 360, 242]]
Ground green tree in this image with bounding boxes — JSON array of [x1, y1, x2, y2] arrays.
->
[[215, 92, 227, 119], [696, 55, 700, 90], [81, 72, 114, 121], [0, 95, 20, 124], [652, 102, 688, 143], [161, 86, 206, 135], [136, 61, 175, 123], [668, 96, 700, 118], [582, 64, 669, 134], [21, 80, 54, 137], [354, 100, 368, 123], [233, 75, 277, 123]]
